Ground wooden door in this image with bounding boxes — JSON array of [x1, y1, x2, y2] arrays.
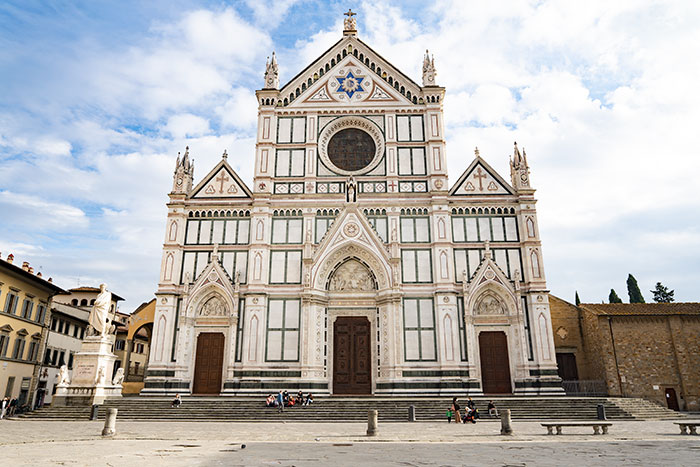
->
[[333, 317, 371, 394], [556, 353, 579, 381], [665, 388, 680, 411], [479, 331, 512, 394], [193, 332, 224, 395]]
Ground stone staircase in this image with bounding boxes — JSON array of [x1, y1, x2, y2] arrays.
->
[[21, 396, 683, 422]]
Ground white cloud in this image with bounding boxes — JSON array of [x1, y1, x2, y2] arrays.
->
[[164, 114, 212, 138], [0, 191, 88, 230]]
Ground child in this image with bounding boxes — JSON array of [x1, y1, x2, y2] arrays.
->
[[446, 407, 453, 423]]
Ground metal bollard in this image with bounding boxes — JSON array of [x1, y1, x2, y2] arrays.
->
[[90, 404, 100, 421], [597, 404, 606, 420], [408, 405, 416, 422], [367, 409, 378, 436], [500, 408, 513, 435], [101, 408, 118, 437]]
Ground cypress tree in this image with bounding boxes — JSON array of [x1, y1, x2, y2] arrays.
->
[[609, 289, 623, 303], [575, 291, 581, 306], [627, 274, 645, 303], [651, 282, 675, 303]]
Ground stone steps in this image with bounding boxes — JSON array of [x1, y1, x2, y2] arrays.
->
[[21, 396, 683, 421]]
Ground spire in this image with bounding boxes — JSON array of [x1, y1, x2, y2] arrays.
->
[[264, 52, 279, 89], [510, 141, 531, 191], [474, 147, 480, 158], [222, 149, 228, 160], [172, 146, 194, 194], [422, 49, 437, 86], [343, 9, 357, 36]]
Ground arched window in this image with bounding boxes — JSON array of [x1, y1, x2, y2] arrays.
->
[[71, 299, 78, 306], [80, 299, 88, 306]]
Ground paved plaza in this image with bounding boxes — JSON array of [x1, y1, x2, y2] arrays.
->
[[1, 419, 699, 466]]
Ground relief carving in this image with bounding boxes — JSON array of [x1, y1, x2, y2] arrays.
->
[[475, 293, 506, 315], [198, 296, 227, 317], [328, 259, 376, 291]]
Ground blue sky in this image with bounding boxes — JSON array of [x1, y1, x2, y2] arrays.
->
[[1, 0, 699, 311]]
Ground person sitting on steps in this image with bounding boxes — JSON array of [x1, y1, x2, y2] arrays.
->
[[171, 394, 181, 408], [488, 400, 499, 417], [303, 393, 314, 406]]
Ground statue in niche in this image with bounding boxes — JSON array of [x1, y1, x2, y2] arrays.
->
[[476, 293, 506, 315], [328, 260, 375, 292], [199, 296, 227, 316]]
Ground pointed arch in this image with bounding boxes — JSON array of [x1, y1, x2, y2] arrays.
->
[[526, 217, 536, 238], [156, 315, 166, 362], [538, 312, 551, 361], [164, 253, 174, 281], [256, 219, 264, 241], [443, 314, 454, 361], [247, 315, 259, 362], [531, 250, 541, 278], [253, 252, 263, 280], [437, 217, 446, 239], [168, 221, 178, 241], [439, 250, 449, 279]]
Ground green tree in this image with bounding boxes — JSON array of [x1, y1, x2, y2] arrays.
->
[[575, 291, 581, 306], [651, 282, 675, 303], [609, 289, 623, 303], [627, 274, 645, 303]]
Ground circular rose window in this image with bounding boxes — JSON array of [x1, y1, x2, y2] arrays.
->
[[318, 116, 385, 175], [327, 129, 376, 172]]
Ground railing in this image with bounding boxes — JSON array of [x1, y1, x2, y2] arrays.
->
[[561, 380, 608, 396]]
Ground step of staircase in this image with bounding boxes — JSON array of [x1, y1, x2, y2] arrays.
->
[[18, 396, 684, 422]]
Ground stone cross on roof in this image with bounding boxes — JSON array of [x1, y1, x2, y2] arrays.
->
[[343, 9, 357, 35]]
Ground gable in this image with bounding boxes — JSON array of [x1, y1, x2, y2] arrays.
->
[[290, 55, 415, 108], [450, 157, 514, 196], [191, 161, 252, 199], [280, 36, 422, 108]]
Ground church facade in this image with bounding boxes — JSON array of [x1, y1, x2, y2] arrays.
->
[[144, 14, 562, 396]]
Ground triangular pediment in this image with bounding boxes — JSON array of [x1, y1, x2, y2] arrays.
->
[[186, 253, 237, 311], [464, 250, 516, 296], [280, 36, 422, 108], [450, 156, 515, 196], [313, 206, 389, 263], [191, 159, 252, 199]]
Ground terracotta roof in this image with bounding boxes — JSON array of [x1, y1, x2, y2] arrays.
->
[[67, 286, 125, 301], [579, 302, 700, 316], [0, 258, 66, 294], [132, 298, 155, 315]]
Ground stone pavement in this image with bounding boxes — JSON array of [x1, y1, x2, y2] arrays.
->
[[1, 419, 698, 466]]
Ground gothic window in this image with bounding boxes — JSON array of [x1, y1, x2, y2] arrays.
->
[[275, 149, 305, 176], [21, 299, 34, 319], [272, 217, 303, 244], [186, 219, 250, 245], [277, 117, 306, 144], [315, 216, 335, 243], [265, 299, 300, 361], [366, 215, 388, 243], [400, 216, 430, 243], [456, 298, 468, 361], [397, 148, 426, 175], [401, 249, 432, 283], [396, 115, 424, 142], [453, 248, 522, 281], [220, 251, 248, 283], [403, 298, 436, 361], [451, 216, 518, 242], [235, 299, 246, 362], [269, 251, 302, 284]]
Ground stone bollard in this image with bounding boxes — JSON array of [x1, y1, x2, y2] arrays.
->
[[101, 408, 118, 437], [408, 405, 416, 422], [500, 409, 513, 435], [367, 409, 378, 436]]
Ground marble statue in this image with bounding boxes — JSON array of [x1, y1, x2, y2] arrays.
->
[[88, 283, 112, 336], [95, 366, 106, 385], [112, 368, 125, 386], [57, 365, 71, 386]]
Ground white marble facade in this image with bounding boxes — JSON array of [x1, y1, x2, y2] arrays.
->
[[143, 15, 562, 396]]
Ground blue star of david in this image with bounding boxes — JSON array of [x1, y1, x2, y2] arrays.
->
[[335, 72, 365, 98]]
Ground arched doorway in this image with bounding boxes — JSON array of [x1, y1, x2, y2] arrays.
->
[[479, 331, 512, 394], [327, 258, 376, 395]]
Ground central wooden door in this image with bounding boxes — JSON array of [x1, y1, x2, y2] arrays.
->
[[333, 317, 371, 394], [479, 331, 512, 394], [193, 332, 224, 395]]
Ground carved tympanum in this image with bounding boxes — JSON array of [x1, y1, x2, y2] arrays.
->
[[475, 293, 506, 315], [199, 296, 227, 317], [328, 259, 376, 292]]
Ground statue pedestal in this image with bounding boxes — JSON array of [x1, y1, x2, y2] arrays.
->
[[52, 335, 123, 406]]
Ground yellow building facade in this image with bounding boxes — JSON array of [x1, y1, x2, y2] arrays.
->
[[0, 254, 65, 408]]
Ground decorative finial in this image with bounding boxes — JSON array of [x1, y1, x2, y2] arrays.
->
[[222, 149, 228, 160], [343, 9, 357, 35], [422, 49, 437, 86], [474, 147, 480, 157]]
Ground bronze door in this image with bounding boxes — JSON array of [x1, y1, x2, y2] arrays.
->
[[193, 332, 224, 395], [333, 317, 371, 394], [479, 331, 512, 394]]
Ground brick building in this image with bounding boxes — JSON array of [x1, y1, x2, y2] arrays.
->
[[549, 295, 700, 411]]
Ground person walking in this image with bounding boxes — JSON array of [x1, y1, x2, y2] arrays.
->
[[451, 397, 462, 424], [276, 390, 285, 413], [0, 397, 8, 420], [487, 400, 499, 418]]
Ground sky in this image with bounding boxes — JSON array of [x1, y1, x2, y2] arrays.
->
[[1, 0, 699, 311]]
